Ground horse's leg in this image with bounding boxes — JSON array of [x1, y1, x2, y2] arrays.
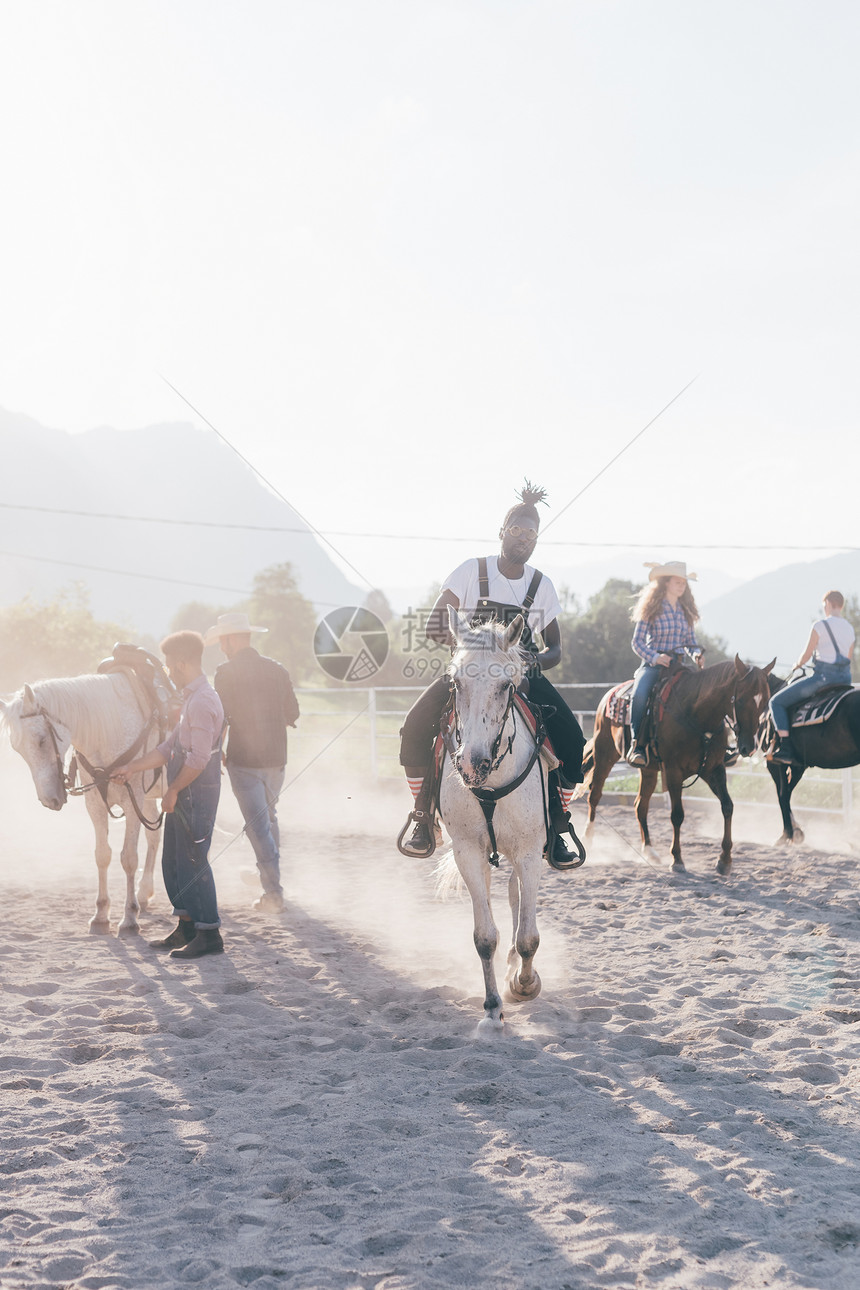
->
[[635, 765, 662, 863], [84, 792, 112, 934], [768, 762, 804, 844], [703, 763, 734, 875], [504, 858, 542, 1003], [664, 768, 687, 872], [136, 798, 161, 909], [585, 721, 621, 845], [456, 844, 504, 1028], [117, 809, 144, 935]]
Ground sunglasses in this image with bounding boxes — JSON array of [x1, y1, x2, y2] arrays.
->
[[505, 525, 538, 540]]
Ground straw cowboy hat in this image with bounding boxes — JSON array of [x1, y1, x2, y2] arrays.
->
[[643, 561, 697, 582], [204, 612, 268, 645]]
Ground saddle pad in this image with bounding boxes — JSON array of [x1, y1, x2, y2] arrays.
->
[[605, 680, 633, 726], [791, 686, 855, 728]]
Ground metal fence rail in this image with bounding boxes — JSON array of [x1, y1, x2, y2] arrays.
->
[[289, 684, 859, 824]]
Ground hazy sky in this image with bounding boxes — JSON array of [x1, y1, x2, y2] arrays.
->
[[2, 0, 858, 602]]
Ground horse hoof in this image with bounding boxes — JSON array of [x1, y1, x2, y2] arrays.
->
[[505, 972, 542, 1003], [642, 846, 663, 865], [476, 1015, 505, 1036], [670, 861, 686, 873], [117, 923, 140, 936], [88, 920, 112, 936], [716, 859, 732, 876]]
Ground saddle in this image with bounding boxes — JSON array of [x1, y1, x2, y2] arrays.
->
[[788, 684, 854, 729], [97, 642, 176, 733], [606, 664, 689, 760]]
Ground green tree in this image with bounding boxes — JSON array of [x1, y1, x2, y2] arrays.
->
[[555, 578, 730, 686], [244, 563, 317, 681], [0, 584, 130, 690]]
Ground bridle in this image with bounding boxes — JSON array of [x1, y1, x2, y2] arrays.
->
[[18, 702, 164, 831], [20, 705, 71, 806], [446, 672, 548, 868], [449, 678, 517, 777]]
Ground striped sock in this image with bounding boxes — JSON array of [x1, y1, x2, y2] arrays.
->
[[559, 787, 574, 812], [407, 776, 424, 804]]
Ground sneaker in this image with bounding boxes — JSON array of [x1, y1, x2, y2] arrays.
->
[[169, 929, 225, 960], [253, 892, 285, 914]]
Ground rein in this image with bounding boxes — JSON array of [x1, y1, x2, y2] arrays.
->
[[447, 685, 547, 867], [21, 704, 164, 831]]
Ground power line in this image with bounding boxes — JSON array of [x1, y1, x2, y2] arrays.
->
[[0, 549, 344, 607], [159, 376, 375, 590], [542, 375, 699, 534], [1, 502, 856, 553]]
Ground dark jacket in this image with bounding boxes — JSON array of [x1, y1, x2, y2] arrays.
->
[[214, 647, 300, 768]]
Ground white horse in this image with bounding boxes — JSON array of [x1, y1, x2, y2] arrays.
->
[[0, 672, 164, 935], [438, 608, 550, 1030]]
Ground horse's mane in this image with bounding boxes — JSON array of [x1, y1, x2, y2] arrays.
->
[[1, 673, 138, 749]]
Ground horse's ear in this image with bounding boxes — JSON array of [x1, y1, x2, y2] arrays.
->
[[22, 684, 37, 714], [447, 604, 472, 643], [763, 657, 777, 676], [734, 654, 747, 676], [504, 614, 525, 651]]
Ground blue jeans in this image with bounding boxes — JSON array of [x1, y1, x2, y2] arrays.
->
[[163, 747, 222, 929], [630, 664, 667, 741], [769, 663, 852, 735], [228, 764, 285, 897]]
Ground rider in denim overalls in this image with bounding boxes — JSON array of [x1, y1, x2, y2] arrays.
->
[[769, 592, 855, 764]]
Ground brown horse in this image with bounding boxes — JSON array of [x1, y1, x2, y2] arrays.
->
[[579, 656, 775, 875]]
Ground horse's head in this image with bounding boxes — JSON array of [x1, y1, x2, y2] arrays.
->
[[447, 606, 526, 787], [0, 684, 71, 810], [732, 654, 776, 758]]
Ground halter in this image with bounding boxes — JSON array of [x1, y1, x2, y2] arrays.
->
[[449, 678, 517, 777], [18, 702, 164, 831], [19, 705, 69, 806], [447, 675, 549, 867]]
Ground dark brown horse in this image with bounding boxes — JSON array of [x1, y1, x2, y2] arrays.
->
[[766, 676, 860, 844], [580, 656, 775, 874]]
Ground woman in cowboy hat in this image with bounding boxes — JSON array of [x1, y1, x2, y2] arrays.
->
[[627, 561, 704, 767]]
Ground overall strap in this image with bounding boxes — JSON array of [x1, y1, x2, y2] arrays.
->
[[477, 556, 489, 600], [522, 568, 543, 612], [821, 618, 847, 663]]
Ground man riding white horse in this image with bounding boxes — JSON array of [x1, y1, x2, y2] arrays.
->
[[398, 482, 586, 870]]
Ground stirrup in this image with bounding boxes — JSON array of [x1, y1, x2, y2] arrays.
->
[[396, 810, 437, 858], [546, 826, 587, 872]]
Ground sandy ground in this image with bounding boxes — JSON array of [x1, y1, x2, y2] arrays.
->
[[3, 743, 860, 1290]]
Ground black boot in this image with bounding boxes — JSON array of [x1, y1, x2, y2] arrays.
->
[[149, 919, 195, 950], [397, 777, 440, 858], [170, 929, 225, 960], [546, 771, 586, 872]]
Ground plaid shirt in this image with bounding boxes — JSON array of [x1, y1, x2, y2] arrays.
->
[[632, 601, 701, 666]]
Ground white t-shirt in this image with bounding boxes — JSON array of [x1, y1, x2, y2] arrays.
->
[[442, 556, 563, 643], [813, 615, 855, 663]]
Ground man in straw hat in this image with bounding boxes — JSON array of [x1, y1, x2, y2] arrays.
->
[[627, 560, 704, 767], [206, 612, 300, 914]]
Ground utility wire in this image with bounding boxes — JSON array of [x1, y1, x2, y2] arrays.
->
[[1, 501, 855, 553], [0, 549, 346, 608], [542, 375, 700, 534], [159, 376, 375, 590]]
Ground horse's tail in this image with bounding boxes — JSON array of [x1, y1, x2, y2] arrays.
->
[[433, 847, 465, 900], [573, 737, 596, 799]]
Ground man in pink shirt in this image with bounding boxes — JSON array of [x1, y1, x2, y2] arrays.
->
[[114, 631, 225, 959]]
